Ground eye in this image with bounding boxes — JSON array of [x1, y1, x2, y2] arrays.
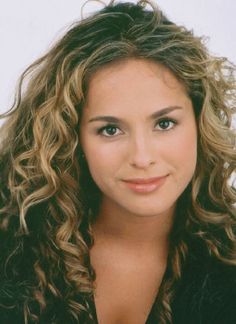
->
[[155, 118, 177, 131], [97, 124, 122, 137]]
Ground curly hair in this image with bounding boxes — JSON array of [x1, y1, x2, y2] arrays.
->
[[0, 0, 236, 322]]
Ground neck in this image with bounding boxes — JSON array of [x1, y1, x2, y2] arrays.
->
[[92, 198, 175, 255]]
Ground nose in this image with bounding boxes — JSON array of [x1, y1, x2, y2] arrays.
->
[[128, 133, 156, 169]]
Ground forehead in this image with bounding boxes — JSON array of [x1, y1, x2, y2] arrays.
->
[[83, 58, 191, 115], [87, 58, 186, 92]]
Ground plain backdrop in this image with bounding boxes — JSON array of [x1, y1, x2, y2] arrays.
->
[[0, 0, 236, 123]]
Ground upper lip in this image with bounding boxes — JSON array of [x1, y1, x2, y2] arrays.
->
[[122, 176, 167, 184]]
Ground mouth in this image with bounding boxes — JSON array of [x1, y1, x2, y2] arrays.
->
[[122, 175, 168, 193]]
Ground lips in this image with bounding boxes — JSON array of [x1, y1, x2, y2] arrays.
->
[[123, 176, 166, 184], [122, 175, 168, 193]]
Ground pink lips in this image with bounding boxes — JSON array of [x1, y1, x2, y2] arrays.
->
[[122, 176, 168, 193]]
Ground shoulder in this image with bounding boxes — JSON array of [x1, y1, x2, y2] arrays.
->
[[0, 229, 94, 323], [172, 246, 236, 324]]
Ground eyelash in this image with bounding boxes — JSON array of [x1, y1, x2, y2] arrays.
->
[[96, 118, 178, 137]]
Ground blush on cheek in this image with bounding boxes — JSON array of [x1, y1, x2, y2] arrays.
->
[[170, 129, 197, 169]]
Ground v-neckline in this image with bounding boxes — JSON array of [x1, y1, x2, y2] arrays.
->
[[88, 292, 158, 323]]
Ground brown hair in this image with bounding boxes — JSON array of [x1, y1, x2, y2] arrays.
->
[[0, 1, 235, 322]]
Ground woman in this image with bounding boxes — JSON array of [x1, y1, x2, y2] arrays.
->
[[0, 1, 236, 323]]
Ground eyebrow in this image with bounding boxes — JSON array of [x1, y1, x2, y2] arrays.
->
[[88, 105, 183, 123]]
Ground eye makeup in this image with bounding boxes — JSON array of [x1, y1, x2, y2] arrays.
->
[[95, 116, 179, 139]]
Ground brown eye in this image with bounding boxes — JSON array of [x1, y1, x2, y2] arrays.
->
[[155, 118, 177, 131], [104, 126, 118, 136], [97, 125, 122, 137]]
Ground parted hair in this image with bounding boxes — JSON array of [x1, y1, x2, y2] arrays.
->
[[0, 0, 236, 322]]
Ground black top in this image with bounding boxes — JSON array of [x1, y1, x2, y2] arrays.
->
[[86, 252, 236, 324], [1, 236, 236, 323]]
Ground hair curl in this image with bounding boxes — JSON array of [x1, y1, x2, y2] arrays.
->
[[0, 0, 236, 322]]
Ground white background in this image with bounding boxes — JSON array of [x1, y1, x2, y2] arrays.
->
[[0, 0, 236, 123]]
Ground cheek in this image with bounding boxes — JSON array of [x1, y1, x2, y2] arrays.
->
[[83, 142, 122, 184], [174, 128, 197, 172], [164, 126, 197, 177]]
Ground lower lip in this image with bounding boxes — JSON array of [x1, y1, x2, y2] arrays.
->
[[122, 176, 168, 193]]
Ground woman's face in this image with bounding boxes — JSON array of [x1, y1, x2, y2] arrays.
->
[[80, 59, 197, 218]]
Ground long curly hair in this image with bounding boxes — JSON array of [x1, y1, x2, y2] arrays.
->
[[0, 0, 236, 322]]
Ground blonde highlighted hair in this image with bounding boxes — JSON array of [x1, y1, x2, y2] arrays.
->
[[0, 0, 236, 322]]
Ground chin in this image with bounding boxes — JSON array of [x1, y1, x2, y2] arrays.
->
[[123, 203, 175, 218]]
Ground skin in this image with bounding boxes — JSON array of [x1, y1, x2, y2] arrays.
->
[[80, 58, 197, 238], [80, 58, 198, 322]]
